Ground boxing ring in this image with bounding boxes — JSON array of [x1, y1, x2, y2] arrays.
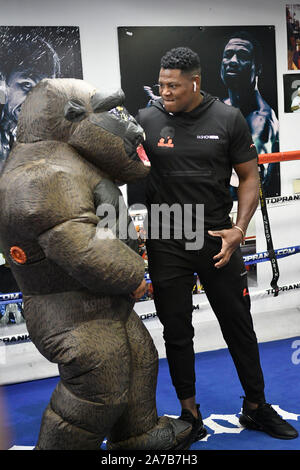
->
[[1, 150, 300, 384]]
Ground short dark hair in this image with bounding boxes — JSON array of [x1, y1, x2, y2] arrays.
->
[[160, 47, 201, 75], [225, 31, 263, 71], [0, 32, 60, 81]]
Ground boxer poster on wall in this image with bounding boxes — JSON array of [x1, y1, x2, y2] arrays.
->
[[0, 26, 83, 171], [118, 25, 280, 206]]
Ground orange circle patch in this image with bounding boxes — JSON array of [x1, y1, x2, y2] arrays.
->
[[10, 246, 27, 264]]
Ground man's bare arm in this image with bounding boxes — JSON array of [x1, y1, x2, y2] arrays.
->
[[208, 158, 259, 268]]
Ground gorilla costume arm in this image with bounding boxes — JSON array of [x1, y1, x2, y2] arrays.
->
[[35, 167, 145, 296]]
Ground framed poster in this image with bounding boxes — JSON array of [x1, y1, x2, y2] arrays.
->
[[283, 72, 300, 111], [118, 25, 280, 206], [286, 4, 300, 69], [0, 26, 83, 171]]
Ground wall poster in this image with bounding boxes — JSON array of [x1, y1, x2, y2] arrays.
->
[[283, 72, 300, 112], [286, 4, 300, 69], [118, 25, 280, 292], [0, 26, 83, 171], [118, 26, 280, 203]]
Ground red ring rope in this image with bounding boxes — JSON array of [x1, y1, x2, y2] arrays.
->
[[258, 150, 300, 164]]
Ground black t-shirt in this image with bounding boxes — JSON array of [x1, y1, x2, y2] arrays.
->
[[136, 92, 258, 236]]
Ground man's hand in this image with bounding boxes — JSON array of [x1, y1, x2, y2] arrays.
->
[[208, 158, 259, 269], [208, 228, 243, 268], [130, 278, 148, 300]]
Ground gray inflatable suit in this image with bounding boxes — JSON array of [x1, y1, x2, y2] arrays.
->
[[0, 78, 192, 450]]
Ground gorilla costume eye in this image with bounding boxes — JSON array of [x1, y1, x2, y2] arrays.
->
[[64, 99, 87, 122]]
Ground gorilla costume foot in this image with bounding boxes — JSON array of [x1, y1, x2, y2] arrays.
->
[[107, 416, 193, 450]]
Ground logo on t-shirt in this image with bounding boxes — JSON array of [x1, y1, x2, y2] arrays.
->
[[243, 287, 249, 297], [197, 135, 220, 140], [157, 126, 175, 148], [157, 137, 174, 148]]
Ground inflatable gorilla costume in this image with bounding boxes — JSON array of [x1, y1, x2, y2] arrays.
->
[[0, 79, 192, 450]]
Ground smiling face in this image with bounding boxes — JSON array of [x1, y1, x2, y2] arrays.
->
[[158, 68, 202, 113], [221, 38, 257, 90]]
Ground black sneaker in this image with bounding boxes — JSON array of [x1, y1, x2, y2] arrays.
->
[[239, 401, 299, 440], [179, 404, 207, 443]]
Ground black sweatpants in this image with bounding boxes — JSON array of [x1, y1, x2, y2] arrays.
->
[[146, 234, 265, 404]]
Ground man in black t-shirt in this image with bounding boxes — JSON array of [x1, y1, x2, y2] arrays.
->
[[136, 47, 298, 443]]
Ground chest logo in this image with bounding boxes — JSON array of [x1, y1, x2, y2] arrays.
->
[[197, 135, 220, 140], [10, 246, 27, 264], [157, 126, 175, 148], [158, 137, 174, 148]]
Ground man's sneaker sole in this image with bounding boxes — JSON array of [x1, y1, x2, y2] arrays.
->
[[239, 413, 299, 440]]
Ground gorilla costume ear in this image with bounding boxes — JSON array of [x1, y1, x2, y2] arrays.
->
[[91, 89, 125, 113]]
